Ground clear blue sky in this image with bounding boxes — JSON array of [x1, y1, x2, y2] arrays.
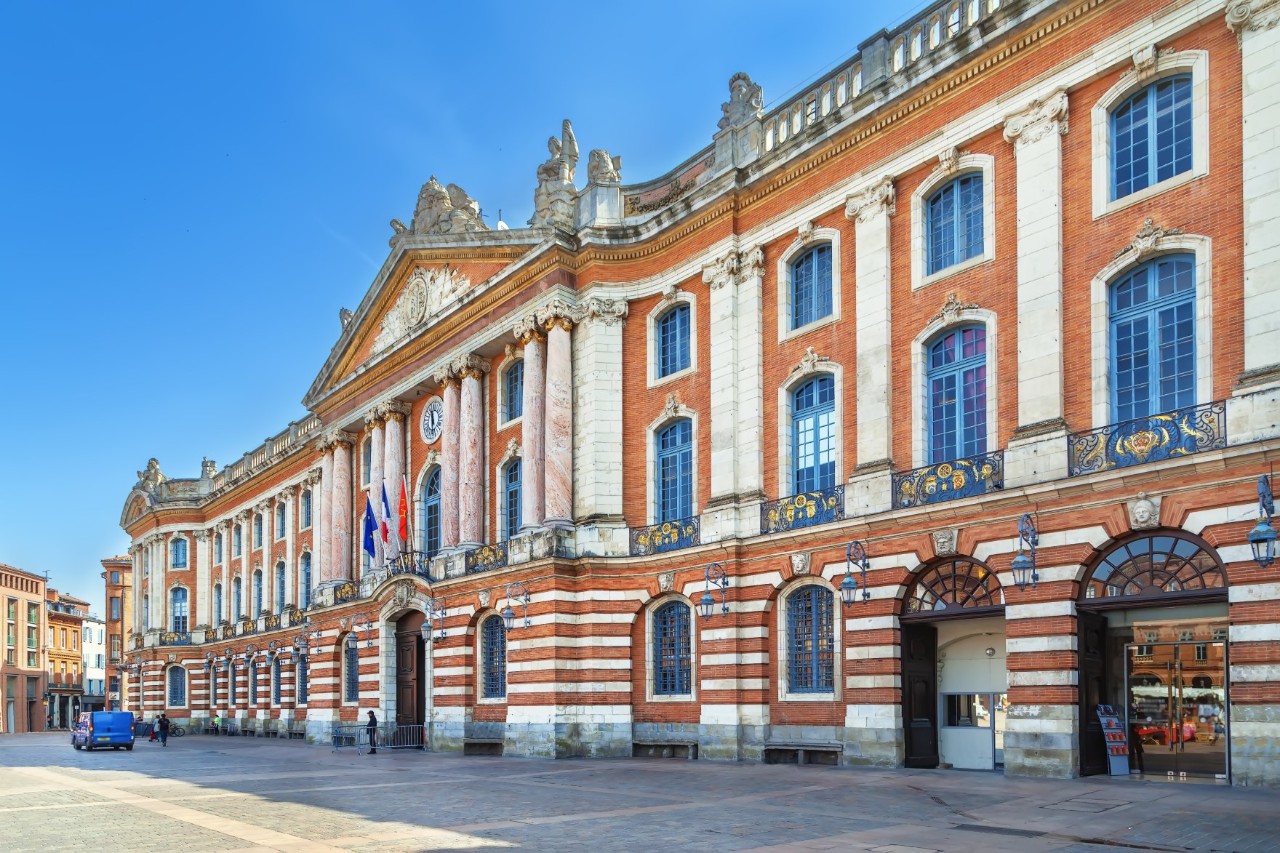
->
[[0, 1, 922, 616]]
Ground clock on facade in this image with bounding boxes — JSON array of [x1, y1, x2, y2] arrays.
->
[[420, 397, 444, 443]]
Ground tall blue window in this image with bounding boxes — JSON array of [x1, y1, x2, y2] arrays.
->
[[296, 655, 309, 705], [214, 583, 223, 625], [361, 438, 372, 486], [926, 173, 984, 274], [299, 553, 312, 610], [252, 570, 263, 616], [656, 419, 694, 522], [249, 661, 258, 705], [170, 588, 188, 633], [170, 538, 188, 569], [504, 461, 522, 540], [787, 585, 834, 692], [1111, 75, 1192, 201], [167, 667, 186, 706], [652, 601, 691, 696], [274, 563, 286, 613], [504, 361, 524, 421], [232, 577, 243, 620], [233, 525, 242, 557], [275, 503, 286, 539], [792, 375, 836, 493], [214, 532, 223, 564], [300, 490, 313, 528], [419, 469, 442, 558], [927, 326, 987, 463], [482, 615, 507, 699], [790, 244, 833, 330], [253, 513, 263, 548], [656, 304, 691, 377], [344, 638, 359, 702], [271, 658, 282, 705], [227, 661, 235, 707], [1110, 255, 1196, 422]]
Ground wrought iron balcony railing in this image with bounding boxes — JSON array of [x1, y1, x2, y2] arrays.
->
[[220, 624, 235, 640], [333, 580, 363, 604], [238, 619, 257, 635], [387, 550, 435, 581], [630, 517, 700, 556], [158, 631, 191, 646], [761, 485, 845, 535], [892, 452, 1003, 509], [263, 614, 281, 631], [1067, 401, 1226, 477], [465, 542, 508, 574]]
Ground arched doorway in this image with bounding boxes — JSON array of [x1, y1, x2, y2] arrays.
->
[[1077, 531, 1228, 780], [900, 557, 1005, 770], [395, 611, 426, 732]]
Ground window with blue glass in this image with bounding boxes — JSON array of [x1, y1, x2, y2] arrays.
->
[[274, 562, 286, 613], [791, 375, 836, 493], [1110, 255, 1195, 422], [301, 490, 313, 528], [214, 532, 223, 563], [787, 585, 834, 692], [482, 615, 507, 699], [652, 601, 691, 696], [213, 583, 223, 625], [926, 173, 984, 274], [271, 658, 281, 705], [275, 503, 286, 539], [344, 637, 359, 702], [299, 553, 312, 609], [232, 577, 243, 619], [249, 661, 259, 705], [504, 461, 522, 540], [361, 438, 372, 486], [233, 525, 242, 557], [504, 360, 524, 421], [167, 666, 186, 706], [170, 588, 188, 633], [789, 244, 833, 330], [170, 538, 188, 569], [253, 513, 263, 548], [656, 419, 693, 522], [252, 570, 263, 615], [296, 655, 309, 705], [927, 326, 987, 463], [1111, 75, 1192, 201], [656, 304, 691, 378], [419, 469, 442, 558], [227, 661, 235, 705]]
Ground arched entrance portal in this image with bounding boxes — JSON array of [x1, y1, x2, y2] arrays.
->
[[395, 611, 427, 730], [901, 557, 1006, 770], [1077, 531, 1228, 781]]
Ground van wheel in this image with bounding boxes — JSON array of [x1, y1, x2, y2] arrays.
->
[[85, 744, 93, 751], [124, 743, 134, 751], [73, 743, 81, 751]]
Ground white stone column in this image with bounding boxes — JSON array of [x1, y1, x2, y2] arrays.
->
[[437, 372, 461, 550], [735, 248, 766, 502], [195, 530, 211, 628], [317, 449, 332, 582], [237, 511, 252, 620], [382, 402, 409, 548], [154, 536, 166, 631], [570, 298, 627, 542], [704, 252, 741, 506], [330, 434, 354, 581], [518, 323, 547, 529], [459, 360, 487, 546], [280, 491, 294, 609], [366, 413, 385, 569], [543, 312, 575, 529]]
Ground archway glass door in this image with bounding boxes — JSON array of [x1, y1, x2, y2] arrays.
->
[[1125, 632, 1226, 780]]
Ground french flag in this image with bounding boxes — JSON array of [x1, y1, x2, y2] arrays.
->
[[381, 482, 400, 560]]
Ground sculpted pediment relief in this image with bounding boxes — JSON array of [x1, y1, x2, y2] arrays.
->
[[371, 266, 472, 355]]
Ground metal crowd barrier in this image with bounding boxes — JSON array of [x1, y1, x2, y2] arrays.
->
[[331, 723, 427, 754]]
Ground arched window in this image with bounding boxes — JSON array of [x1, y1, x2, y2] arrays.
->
[[271, 658, 282, 705], [792, 375, 836, 493], [170, 588, 188, 633], [1111, 75, 1192, 201], [344, 636, 359, 702], [656, 304, 691, 378], [1110, 255, 1195, 422], [233, 525, 242, 557], [300, 490, 313, 528], [167, 666, 186, 707], [656, 419, 693, 522], [299, 553, 312, 610], [926, 174, 984, 275], [481, 615, 507, 699], [504, 360, 524, 421], [213, 583, 223, 625], [249, 660, 258, 705], [253, 513, 263, 549], [170, 538, 188, 569], [789, 244, 833, 330], [214, 532, 223, 564], [906, 558, 1002, 613], [296, 654, 309, 705], [1082, 533, 1225, 601], [275, 503, 286, 539], [274, 562, 286, 613], [787, 586, 835, 692], [927, 326, 987, 463], [252, 570, 263, 616], [419, 468, 441, 558], [504, 460, 522, 540], [232, 577, 243, 620], [652, 601, 692, 696]]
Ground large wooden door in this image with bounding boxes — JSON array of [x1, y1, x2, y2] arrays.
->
[[1078, 609, 1108, 776], [902, 622, 938, 768], [396, 612, 426, 728]]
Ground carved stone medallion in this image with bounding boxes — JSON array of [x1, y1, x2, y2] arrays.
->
[[658, 571, 675, 592], [790, 553, 811, 576], [932, 529, 958, 557], [1128, 492, 1161, 530]]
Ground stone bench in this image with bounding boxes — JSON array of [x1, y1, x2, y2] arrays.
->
[[463, 737, 504, 756], [632, 737, 699, 760], [763, 741, 843, 766], [287, 721, 307, 740]]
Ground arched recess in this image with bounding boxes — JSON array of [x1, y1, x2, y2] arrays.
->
[[1078, 529, 1227, 608], [394, 610, 427, 731], [902, 557, 1005, 618]]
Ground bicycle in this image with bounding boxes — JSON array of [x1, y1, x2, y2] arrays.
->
[[170, 724, 186, 738]]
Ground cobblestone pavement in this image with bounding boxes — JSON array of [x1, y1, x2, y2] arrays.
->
[[2, 733, 1277, 852]]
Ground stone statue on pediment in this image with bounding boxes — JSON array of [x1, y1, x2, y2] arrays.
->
[[587, 149, 621, 184], [136, 458, 167, 493], [530, 119, 579, 229], [719, 72, 764, 131], [411, 176, 486, 235]]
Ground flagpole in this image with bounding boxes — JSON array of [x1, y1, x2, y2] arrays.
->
[[402, 474, 415, 562]]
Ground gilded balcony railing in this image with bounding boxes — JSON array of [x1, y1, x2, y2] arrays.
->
[[387, 550, 435, 581], [333, 580, 362, 604], [465, 542, 508, 574], [761, 486, 844, 535], [630, 517, 700, 556], [1067, 401, 1226, 477], [158, 631, 191, 646], [892, 452, 1003, 509], [238, 619, 257, 635], [263, 613, 281, 631]]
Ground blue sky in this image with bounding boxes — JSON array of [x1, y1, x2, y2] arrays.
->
[[0, 1, 921, 615]]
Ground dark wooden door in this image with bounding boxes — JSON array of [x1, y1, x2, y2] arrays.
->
[[902, 622, 938, 768], [1078, 609, 1108, 776], [396, 612, 426, 728]]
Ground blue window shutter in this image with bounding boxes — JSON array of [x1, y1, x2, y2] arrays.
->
[[926, 326, 987, 463], [652, 602, 692, 695], [1109, 255, 1195, 422]]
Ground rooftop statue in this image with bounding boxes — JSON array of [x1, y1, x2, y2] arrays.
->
[[135, 458, 167, 493], [718, 72, 764, 131], [530, 119, 579, 229], [587, 149, 622, 184], [409, 176, 487, 236]]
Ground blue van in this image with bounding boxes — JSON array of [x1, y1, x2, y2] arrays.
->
[[71, 711, 136, 751]]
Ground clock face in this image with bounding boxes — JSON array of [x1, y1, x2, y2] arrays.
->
[[420, 398, 444, 443]]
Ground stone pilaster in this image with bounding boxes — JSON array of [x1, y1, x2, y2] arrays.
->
[[380, 400, 410, 550], [458, 358, 488, 547], [365, 410, 385, 570], [329, 433, 354, 582], [437, 371, 462, 550], [517, 322, 547, 530], [195, 530, 212, 628], [317, 445, 333, 582], [542, 309, 575, 530]]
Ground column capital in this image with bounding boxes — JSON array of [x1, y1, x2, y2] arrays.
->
[[844, 176, 896, 223], [194, 529, 211, 543], [371, 399, 411, 424], [450, 353, 490, 381], [575, 296, 628, 327], [537, 298, 578, 332], [514, 315, 546, 344], [702, 251, 739, 290], [314, 428, 354, 452], [1002, 90, 1069, 148], [1227, 0, 1280, 39]]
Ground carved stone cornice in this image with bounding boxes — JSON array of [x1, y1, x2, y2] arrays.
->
[[1003, 90, 1069, 147], [661, 393, 683, 421], [1113, 218, 1184, 264], [1226, 0, 1280, 40], [938, 146, 961, 175], [499, 438, 521, 466], [844, 177, 896, 223]]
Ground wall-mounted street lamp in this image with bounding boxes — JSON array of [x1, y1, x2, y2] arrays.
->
[[502, 583, 529, 630], [421, 598, 447, 642], [841, 541, 872, 607], [1010, 513, 1039, 591], [1249, 474, 1276, 569], [342, 612, 375, 648], [293, 619, 313, 656], [203, 651, 214, 672], [699, 562, 729, 619]]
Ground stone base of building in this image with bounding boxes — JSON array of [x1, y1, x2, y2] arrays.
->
[[1230, 705, 1280, 787], [1003, 704, 1079, 779]]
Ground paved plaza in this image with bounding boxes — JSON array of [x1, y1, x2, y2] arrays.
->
[[1, 733, 1276, 852]]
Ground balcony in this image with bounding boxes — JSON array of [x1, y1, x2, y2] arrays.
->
[[387, 551, 436, 582], [158, 631, 191, 646], [761, 486, 845, 535], [465, 542, 508, 574], [1067, 401, 1226, 477], [630, 517, 700, 557], [333, 580, 363, 604], [892, 452, 1004, 509]]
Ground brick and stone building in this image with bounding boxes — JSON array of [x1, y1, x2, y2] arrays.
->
[[82, 612, 107, 713], [46, 590, 88, 728], [100, 556, 132, 711], [119, 0, 1280, 785], [1, 564, 48, 733]]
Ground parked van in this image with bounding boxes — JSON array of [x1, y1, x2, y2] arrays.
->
[[71, 711, 136, 751]]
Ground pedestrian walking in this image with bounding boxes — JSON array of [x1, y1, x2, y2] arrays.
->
[[150, 715, 160, 742], [366, 709, 378, 754], [158, 713, 170, 747], [212, 711, 221, 734]]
